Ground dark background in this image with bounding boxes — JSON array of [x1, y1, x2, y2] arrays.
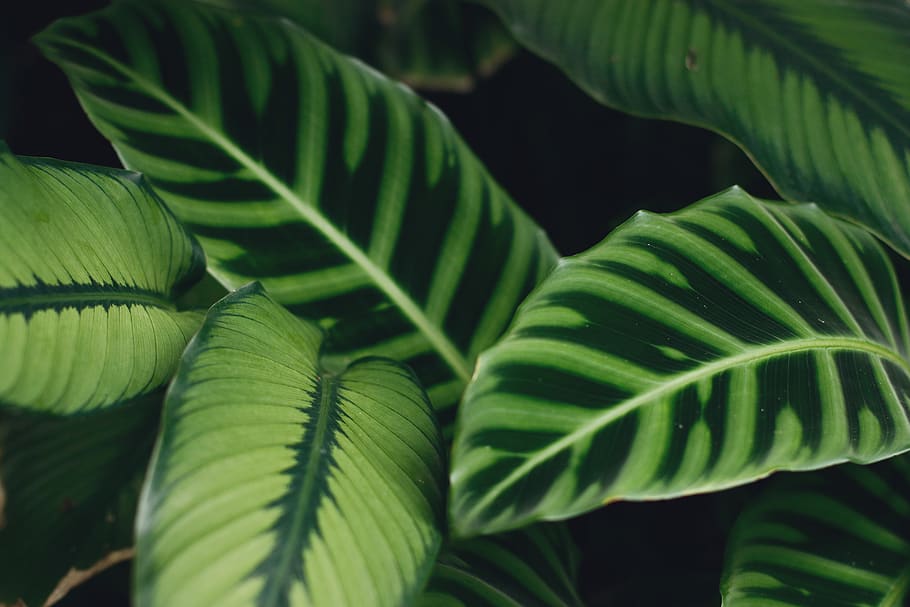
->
[[3, 3, 778, 606]]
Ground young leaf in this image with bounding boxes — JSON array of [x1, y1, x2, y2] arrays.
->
[[483, 0, 910, 258], [0, 394, 160, 606], [418, 524, 583, 607], [451, 187, 910, 536], [135, 283, 446, 607], [721, 455, 910, 606], [36, 0, 557, 426], [0, 145, 204, 414]]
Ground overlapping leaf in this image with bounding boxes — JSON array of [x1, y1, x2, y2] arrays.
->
[[483, 0, 910, 257], [721, 455, 910, 606], [196, 0, 516, 91], [37, 0, 557, 426], [135, 284, 446, 607], [451, 187, 910, 535], [419, 524, 582, 607], [0, 394, 160, 606], [0, 145, 204, 414]]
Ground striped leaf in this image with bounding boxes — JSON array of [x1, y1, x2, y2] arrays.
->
[[450, 187, 910, 536], [136, 283, 445, 607], [721, 455, 910, 606], [0, 394, 159, 606], [37, 0, 557, 426], [418, 524, 582, 607], [0, 145, 204, 414], [197, 0, 516, 92], [483, 0, 910, 258]]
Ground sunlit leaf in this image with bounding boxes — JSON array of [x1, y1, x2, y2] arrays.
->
[[451, 187, 910, 535], [135, 284, 446, 606]]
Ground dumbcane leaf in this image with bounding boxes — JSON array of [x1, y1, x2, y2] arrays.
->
[[721, 454, 910, 606], [418, 524, 582, 607], [0, 393, 160, 607], [451, 187, 910, 535], [0, 145, 204, 414], [135, 284, 446, 607], [194, 0, 516, 91], [37, 0, 556, 427], [483, 0, 910, 258]]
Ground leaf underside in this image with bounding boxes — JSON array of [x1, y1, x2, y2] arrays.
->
[[484, 0, 910, 258], [37, 0, 557, 428], [722, 455, 910, 606], [136, 284, 446, 607], [0, 146, 204, 414], [451, 187, 910, 536]]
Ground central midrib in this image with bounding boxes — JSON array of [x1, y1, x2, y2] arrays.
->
[[0, 285, 174, 312], [259, 374, 339, 606], [56, 34, 473, 383], [467, 335, 910, 516]]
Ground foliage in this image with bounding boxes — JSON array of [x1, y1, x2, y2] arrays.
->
[[2, 0, 910, 605]]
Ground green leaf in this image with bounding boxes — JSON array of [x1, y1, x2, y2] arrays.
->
[[419, 524, 583, 607], [0, 394, 160, 606], [450, 187, 910, 536], [36, 0, 557, 426], [482, 0, 910, 258], [195, 0, 516, 91], [135, 283, 446, 607], [0, 145, 204, 414], [721, 455, 910, 606]]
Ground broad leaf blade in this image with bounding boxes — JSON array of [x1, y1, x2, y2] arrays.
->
[[0, 394, 160, 606], [0, 146, 204, 414], [483, 0, 910, 257], [37, 0, 557, 425], [419, 524, 582, 607], [136, 283, 446, 607], [451, 187, 910, 536], [721, 455, 910, 606]]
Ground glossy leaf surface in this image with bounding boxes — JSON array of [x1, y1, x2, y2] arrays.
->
[[483, 0, 910, 257], [722, 455, 910, 606], [419, 524, 582, 607], [451, 187, 910, 535], [135, 284, 446, 607], [0, 146, 204, 414], [38, 0, 556, 425], [0, 395, 159, 606]]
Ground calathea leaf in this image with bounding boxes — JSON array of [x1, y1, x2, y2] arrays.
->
[[722, 454, 910, 606], [0, 144, 204, 414], [482, 0, 910, 258], [418, 523, 583, 607], [0, 393, 160, 606], [194, 0, 516, 92], [450, 187, 910, 536], [36, 0, 557, 427], [135, 283, 446, 607]]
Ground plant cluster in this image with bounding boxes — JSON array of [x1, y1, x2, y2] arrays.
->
[[1, 1, 910, 606]]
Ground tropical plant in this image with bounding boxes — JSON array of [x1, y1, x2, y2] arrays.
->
[[2, 0, 910, 605]]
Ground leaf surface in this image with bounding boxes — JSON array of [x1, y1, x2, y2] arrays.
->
[[483, 0, 910, 257], [451, 187, 910, 535], [0, 146, 204, 414], [722, 455, 910, 606], [0, 395, 159, 606], [419, 523, 582, 607], [135, 283, 446, 607], [37, 0, 556, 424]]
